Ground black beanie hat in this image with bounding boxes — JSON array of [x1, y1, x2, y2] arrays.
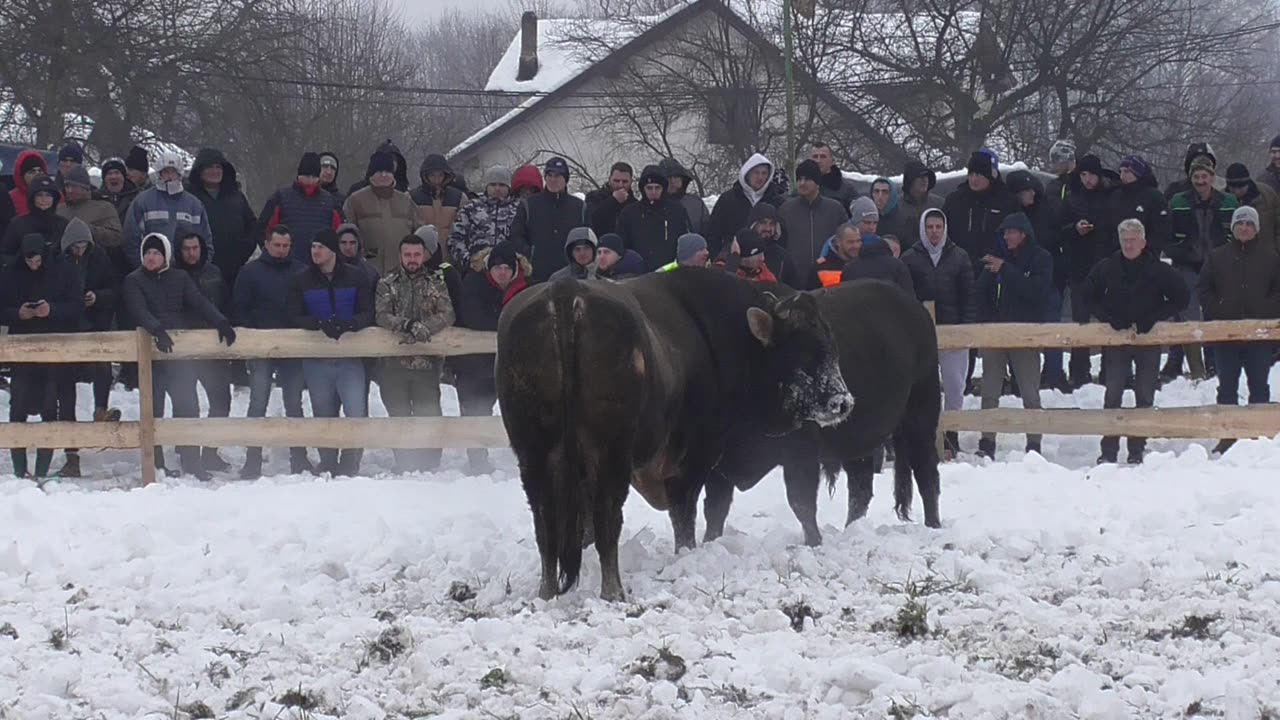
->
[[965, 151, 995, 180], [735, 228, 764, 258], [598, 233, 625, 255], [795, 159, 823, 184], [312, 228, 340, 255], [367, 151, 396, 176], [126, 145, 149, 173], [488, 241, 520, 271], [297, 152, 323, 177]]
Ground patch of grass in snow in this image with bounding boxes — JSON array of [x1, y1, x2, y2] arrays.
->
[[780, 598, 822, 632], [1147, 613, 1223, 641], [224, 687, 262, 712], [888, 696, 925, 720], [358, 625, 412, 670], [178, 700, 215, 719], [374, 608, 396, 622], [447, 580, 477, 602], [48, 609, 75, 651], [479, 668, 508, 689], [873, 569, 974, 640], [204, 660, 231, 687], [206, 643, 261, 666], [275, 685, 324, 712], [0, 622, 17, 640], [630, 645, 687, 682], [707, 684, 770, 708]]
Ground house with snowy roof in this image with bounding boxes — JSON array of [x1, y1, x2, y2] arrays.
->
[[446, 0, 891, 192]]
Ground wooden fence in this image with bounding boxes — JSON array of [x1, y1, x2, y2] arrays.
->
[[2, 320, 1279, 485]]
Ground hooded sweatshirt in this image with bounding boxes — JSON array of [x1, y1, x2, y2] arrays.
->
[[61, 218, 117, 331], [8, 149, 49, 217], [974, 213, 1053, 323], [2, 178, 69, 265], [0, 232, 82, 335], [411, 154, 468, 238], [124, 232, 227, 334], [706, 154, 784, 257], [900, 210, 977, 325], [335, 222, 381, 289], [658, 158, 709, 233]]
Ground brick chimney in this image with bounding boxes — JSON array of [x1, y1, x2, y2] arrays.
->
[[517, 11, 539, 82]]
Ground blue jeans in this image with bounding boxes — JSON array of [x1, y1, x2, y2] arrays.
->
[[303, 359, 368, 472], [1214, 344, 1272, 405], [246, 358, 307, 464]]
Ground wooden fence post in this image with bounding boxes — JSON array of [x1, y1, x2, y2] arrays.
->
[[136, 329, 156, 486]]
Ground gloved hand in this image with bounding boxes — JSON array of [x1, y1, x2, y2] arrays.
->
[[409, 319, 432, 343], [1108, 318, 1129, 332], [320, 319, 344, 341], [216, 321, 237, 347], [1135, 317, 1157, 334], [153, 328, 174, 353]]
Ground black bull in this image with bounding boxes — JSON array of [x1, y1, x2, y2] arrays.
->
[[709, 280, 943, 546], [496, 268, 854, 601]]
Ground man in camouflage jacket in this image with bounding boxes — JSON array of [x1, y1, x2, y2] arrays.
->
[[374, 232, 457, 473], [448, 166, 520, 271]]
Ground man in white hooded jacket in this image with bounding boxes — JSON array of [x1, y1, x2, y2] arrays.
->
[[706, 153, 784, 257]]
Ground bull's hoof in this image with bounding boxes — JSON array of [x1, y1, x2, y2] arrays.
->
[[802, 528, 823, 547], [846, 502, 870, 527], [924, 515, 942, 529], [537, 583, 557, 601], [702, 527, 724, 544], [601, 583, 626, 603]]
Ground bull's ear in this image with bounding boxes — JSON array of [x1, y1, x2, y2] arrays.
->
[[746, 306, 773, 346]]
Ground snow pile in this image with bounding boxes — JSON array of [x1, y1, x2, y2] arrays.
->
[[2, 368, 1280, 717]]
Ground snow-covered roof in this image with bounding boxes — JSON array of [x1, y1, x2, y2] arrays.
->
[[484, 17, 655, 94]]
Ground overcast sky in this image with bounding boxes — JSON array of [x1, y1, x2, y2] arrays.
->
[[396, 0, 514, 22]]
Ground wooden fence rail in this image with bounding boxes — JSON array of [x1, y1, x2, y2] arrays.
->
[[2, 321, 1278, 485]]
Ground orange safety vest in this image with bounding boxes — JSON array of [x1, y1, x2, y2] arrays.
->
[[816, 269, 842, 287]]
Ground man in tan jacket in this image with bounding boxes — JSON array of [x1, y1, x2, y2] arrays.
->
[[343, 151, 418, 276], [410, 154, 468, 240], [57, 166, 124, 263]]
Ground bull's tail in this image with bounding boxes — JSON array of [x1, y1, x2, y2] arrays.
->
[[822, 461, 842, 497], [550, 281, 584, 595]]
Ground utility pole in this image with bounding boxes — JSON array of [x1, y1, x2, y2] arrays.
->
[[782, 0, 797, 186]]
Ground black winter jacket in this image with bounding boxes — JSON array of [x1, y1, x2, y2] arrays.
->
[[452, 269, 530, 395], [1107, 178, 1171, 255], [1059, 181, 1117, 283], [124, 266, 226, 334], [1197, 238, 1280, 320], [616, 195, 691, 272], [510, 190, 586, 283], [175, 231, 228, 322], [585, 186, 636, 237], [975, 239, 1054, 323], [941, 181, 1019, 273], [0, 254, 82, 334], [63, 242, 117, 331], [840, 241, 914, 293], [186, 149, 257, 286], [706, 183, 784, 258], [1, 206, 68, 267], [900, 240, 977, 326], [288, 262, 374, 331], [1083, 250, 1188, 331], [231, 253, 305, 329]]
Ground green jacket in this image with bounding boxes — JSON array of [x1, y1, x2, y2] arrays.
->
[[374, 264, 456, 370], [1167, 189, 1238, 268]]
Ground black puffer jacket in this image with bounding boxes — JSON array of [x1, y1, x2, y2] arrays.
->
[[1197, 237, 1280, 320], [1058, 168, 1118, 282], [616, 167, 691, 272], [840, 240, 914, 293], [941, 179, 1019, 273], [124, 235, 227, 334], [585, 185, 636, 237], [1005, 170, 1063, 289], [1083, 249, 1188, 330], [186, 148, 257, 287], [1, 182, 69, 266], [0, 250, 82, 334], [231, 252, 305, 329], [1107, 175, 1171, 255], [62, 237, 117, 332], [173, 223, 228, 320], [510, 190, 586, 282], [901, 240, 977, 326]]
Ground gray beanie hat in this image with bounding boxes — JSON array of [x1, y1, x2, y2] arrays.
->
[[1049, 139, 1076, 164], [414, 225, 440, 255], [483, 165, 512, 187], [1232, 205, 1260, 229], [61, 217, 94, 252], [676, 233, 707, 263], [849, 196, 879, 222]]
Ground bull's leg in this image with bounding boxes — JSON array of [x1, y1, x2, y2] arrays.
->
[[845, 456, 875, 526], [783, 458, 823, 546], [906, 429, 943, 529], [702, 473, 734, 544], [519, 455, 560, 600], [892, 432, 915, 523], [668, 478, 703, 552], [581, 510, 596, 549], [594, 475, 627, 602]]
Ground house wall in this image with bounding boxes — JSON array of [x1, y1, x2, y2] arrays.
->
[[450, 10, 837, 195]]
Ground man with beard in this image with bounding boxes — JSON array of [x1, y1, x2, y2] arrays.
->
[[585, 162, 636, 237], [746, 202, 800, 288], [345, 151, 417, 276], [1, 233, 81, 480], [658, 158, 708, 233], [8, 149, 49, 218], [450, 166, 519, 271], [593, 232, 645, 279], [336, 223, 380, 289], [57, 166, 123, 256], [2, 176, 68, 264], [706, 153, 784, 257], [616, 165, 690, 272], [174, 224, 233, 473], [510, 157, 584, 282], [808, 141, 857, 209], [186, 148, 257, 289], [1058, 154, 1119, 388], [375, 233, 457, 473], [806, 222, 863, 290]]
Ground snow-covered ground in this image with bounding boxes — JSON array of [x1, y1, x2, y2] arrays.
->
[[3, 363, 1280, 719]]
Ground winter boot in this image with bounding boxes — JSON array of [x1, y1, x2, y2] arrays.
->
[[977, 438, 996, 459], [240, 448, 264, 480], [1186, 345, 1207, 381], [942, 432, 960, 461], [466, 448, 494, 476], [1212, 439, 1236, 457], [1096, 452, 1118, 465], [289, 450, 314, 475], [1025, 439, 1042, 455], [55, 452, 81, 478], [33, 449, 53, 479], [11, 450, 28, 479], [93, 407, 122, 422], [201, 447, 231, 472]]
